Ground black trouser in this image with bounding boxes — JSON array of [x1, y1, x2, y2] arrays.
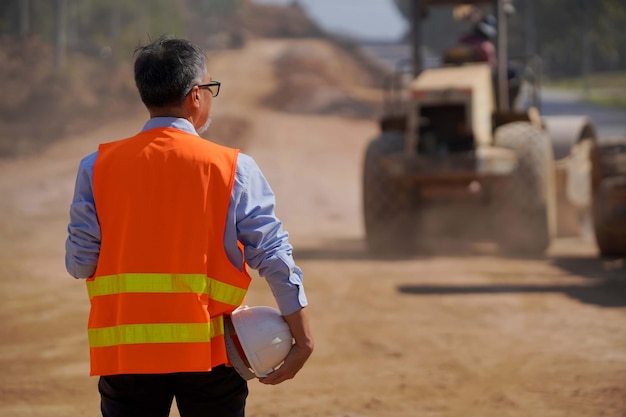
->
[[98, 365, 248, 417]]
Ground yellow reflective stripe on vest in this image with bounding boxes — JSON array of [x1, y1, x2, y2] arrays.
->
[[86, 273, 246, 306], [88, 317, 224, 348]]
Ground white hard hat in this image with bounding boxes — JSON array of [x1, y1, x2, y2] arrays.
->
[[224, 305, 293, 380]]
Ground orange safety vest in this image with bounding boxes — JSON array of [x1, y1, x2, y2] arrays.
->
[[89, 127, 251, 376]]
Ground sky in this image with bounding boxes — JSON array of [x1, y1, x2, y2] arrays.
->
[[251, 0, 409, 42]]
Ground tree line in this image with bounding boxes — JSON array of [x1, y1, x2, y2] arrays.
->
[[0, 0, 242, 69], [513, 0, 626, 77], [394, 0, 626, 78], [1, 0, 624, 77]]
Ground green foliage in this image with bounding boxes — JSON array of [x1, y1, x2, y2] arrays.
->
[[390, 0, 626, 77], [3, 0, 624, 76], [0, 0, 243, 62], [543, 0, 623, 75], [68, 0, 187, 60], [187, 0, 242, 16], [595, 0, 626, 62], [509, 0, 626, 75]]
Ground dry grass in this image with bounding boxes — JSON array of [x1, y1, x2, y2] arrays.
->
[[546, 71, 626, 108]]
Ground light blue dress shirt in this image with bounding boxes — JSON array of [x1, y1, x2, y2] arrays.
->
[[65, 117, 307, 315]]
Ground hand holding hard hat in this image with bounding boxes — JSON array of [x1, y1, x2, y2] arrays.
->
[[225, 305, 314, 385], [225, 305, 294, 379]]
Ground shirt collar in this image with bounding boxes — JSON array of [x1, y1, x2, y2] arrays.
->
[[141, 117, 198, 136]]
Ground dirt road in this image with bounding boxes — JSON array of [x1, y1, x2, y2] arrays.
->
[[1, 39, 625, 417]]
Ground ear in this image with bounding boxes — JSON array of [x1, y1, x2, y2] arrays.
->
[[185, 85, 199, 107]]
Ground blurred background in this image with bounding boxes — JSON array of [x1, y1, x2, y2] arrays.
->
[[1, 0, 625, 157], [1, 2, 626, 416]]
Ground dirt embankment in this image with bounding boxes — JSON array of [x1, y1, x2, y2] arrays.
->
[[0, 36, 141, 157], [262, 41, 384, 119], [0, 1, 387, 158]]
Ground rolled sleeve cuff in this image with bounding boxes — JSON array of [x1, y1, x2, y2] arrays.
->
[[263, 251, 308, 316], [65, 256, 96, 279], [273, 277, 308, 316]]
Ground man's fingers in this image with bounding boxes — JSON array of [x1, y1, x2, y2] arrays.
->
[[257, 345, 308, 385], [257, 308, 314, 386]]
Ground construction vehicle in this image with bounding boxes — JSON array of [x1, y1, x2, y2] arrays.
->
[[591, 141, 626, 256], [363, 0, 626, 257]]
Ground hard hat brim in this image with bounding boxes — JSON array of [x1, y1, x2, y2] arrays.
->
[[224, 315, 256, 380]]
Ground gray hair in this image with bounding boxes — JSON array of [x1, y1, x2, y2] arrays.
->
[[134, 35, 207, 108]]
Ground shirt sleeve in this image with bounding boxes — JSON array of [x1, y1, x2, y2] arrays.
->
[[65, 152, 101, 279], [228, 153, 308, 316]]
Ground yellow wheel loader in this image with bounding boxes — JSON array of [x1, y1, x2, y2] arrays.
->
[[362, 0, 625, 257]]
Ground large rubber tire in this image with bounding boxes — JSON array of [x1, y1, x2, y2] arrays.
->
[[591, 141, 626, 257], [491, 122, 556, 255], [362, 132, 418, 256], [554, 139, 595, 239]]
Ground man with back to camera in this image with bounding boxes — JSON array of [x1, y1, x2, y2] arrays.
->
[[65, 35, 314, 417]]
